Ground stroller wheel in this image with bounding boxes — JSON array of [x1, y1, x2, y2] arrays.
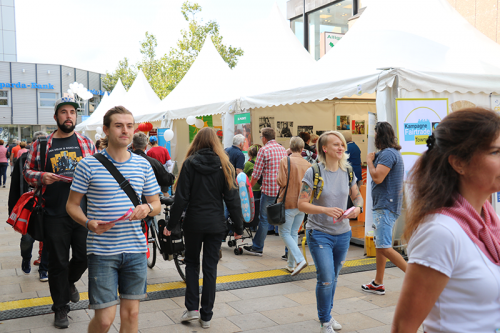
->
[[228, 240, 234, 247], [234, 248, 240, 255]]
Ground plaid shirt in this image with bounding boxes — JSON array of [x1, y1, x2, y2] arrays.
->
[[251, 140, 287, 196], [24, 131, 96, 192]]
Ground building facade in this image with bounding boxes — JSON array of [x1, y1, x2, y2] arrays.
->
[[0, 0, 16, 62], [0, 61, 105, 143]]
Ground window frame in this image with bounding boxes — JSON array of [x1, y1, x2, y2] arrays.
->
[[0, 90, 10, 107], [38, 92, 59, 108]]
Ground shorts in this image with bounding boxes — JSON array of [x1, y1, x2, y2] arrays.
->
[[88, 253, 147, 309], [372, 209, 399, 249]]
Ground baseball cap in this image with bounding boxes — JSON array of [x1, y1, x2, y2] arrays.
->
[[149, 136, 157, 143], [54, 96, 79, 114]]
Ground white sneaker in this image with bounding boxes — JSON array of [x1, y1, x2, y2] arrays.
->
[[180, 310, 199, 322], [200, 318, 211, 329], [291, 260, 307, 276], [285, 266, 294, 272], [320, 321, 336, 333], [330, 317, 342, 330]]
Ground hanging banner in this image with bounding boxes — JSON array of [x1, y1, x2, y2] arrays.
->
[[157, 128, 171, 155], [395, 98, 449, 179], [189, 115, 213, 142], [234, 112, 252, 151]]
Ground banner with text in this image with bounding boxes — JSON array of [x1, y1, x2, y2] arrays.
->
[[395, 98, 448, 179]]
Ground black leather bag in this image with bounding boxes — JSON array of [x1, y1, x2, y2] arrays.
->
[[267, 157, 290, 226], [157, 217, 184, 258]]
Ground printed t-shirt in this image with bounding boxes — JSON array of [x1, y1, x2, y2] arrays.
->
[[371, 148, 404, 215], [408, 214, 500, 332], [44, 134, 83, 217], [302, 163, 356, 236], [71, 150, 161, 256], [147, 146, 171, 165]]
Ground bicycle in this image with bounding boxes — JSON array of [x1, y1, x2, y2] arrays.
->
[[146, 195, 187, 282]]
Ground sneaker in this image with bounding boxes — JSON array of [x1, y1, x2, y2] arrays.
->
[[39, 271, 48, 282], [69, 284, 80, 303], [361, 280, 385, 295], [21, 259, 31, 274], [329, 317, 342, 330], [281, 253, 288, 261], [33, 257, 41, 266], [242, 246, 262, 256], [285, 266, 294, 273], [54, 307, 69, 329], [267, 230, 275, 235], [180, 310, 199, 322], [199, 318, 211, 329], [291, 260, 307, 276], [320, 321, 336, 333]]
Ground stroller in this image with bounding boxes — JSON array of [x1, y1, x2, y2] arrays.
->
[[226, 191, 261, 255]]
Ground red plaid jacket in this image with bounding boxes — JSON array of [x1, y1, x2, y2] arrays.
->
[[251, 140, 287, 196], [24, 131, 96, 192]]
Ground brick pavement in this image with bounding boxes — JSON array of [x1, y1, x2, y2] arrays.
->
[[0, 175, 411, 333]]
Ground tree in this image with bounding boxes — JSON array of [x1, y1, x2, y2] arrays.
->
[[102, 1, 243, 99]]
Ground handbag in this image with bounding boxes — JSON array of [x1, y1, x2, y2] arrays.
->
[[267, 156, 290, 226]]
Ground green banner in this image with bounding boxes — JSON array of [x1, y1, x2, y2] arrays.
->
[[189, 115, 213, 142], [234, 113, 251, 124]]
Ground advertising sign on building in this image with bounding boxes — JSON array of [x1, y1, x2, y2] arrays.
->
[[395, 99, 449, 179], [320, 32, 344, 58]]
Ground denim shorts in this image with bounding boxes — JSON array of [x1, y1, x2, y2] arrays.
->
[[88, 253, 147, 309], [372, 209, 399, 249]]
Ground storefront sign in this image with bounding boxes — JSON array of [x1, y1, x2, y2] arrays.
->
[[395, 98, 448, 179], [0, 82, 54, 89], [234, 113, 251, 124]]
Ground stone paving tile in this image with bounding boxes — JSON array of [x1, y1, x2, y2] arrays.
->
[[333, 312, 386, 332], [226, 312, 278, 331], [359, 291, 401, 308], [140, 317, 241, 333], [241, 319, 319, 333], [0, 283, 21, 296], [331, 297, 380, 315], [260, 303, 322, 325], [357, 325, 392, 333], [334, 285, 366, 300], [360, 305, 397, 325], [0, 291, 38, 302], [0, 309, 90, 332], [227, 295, 300, 314], [283, 290, 316, 305], [114, 310, 174, 329], [163, 302, 242, 324], [228, 283, 307, 300], [139, 298, 180, 313]]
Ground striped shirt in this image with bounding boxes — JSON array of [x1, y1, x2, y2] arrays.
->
[[71, 150, 161, 256]]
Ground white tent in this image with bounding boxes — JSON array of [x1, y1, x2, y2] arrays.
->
[[122, 70, 161, 117], [75, 79, 127, 132]]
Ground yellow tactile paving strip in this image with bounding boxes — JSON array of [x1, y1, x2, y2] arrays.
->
[[0, 257, 383, 312]]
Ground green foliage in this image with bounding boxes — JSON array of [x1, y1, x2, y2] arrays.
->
[[102, 1, 243, 100]]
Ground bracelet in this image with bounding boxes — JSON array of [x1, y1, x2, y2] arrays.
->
[[85, 219, 90, 230]]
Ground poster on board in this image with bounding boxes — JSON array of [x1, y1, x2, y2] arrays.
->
[[277, 121, 293, 138], [157, 128, 171, 155], [234, 113, 251, 151], [337, 115, 350, 130], [297, 126, 313, 135], [352, 120, 365, 135], [395, 98, 449, 179], [258, 116, 274, 130]]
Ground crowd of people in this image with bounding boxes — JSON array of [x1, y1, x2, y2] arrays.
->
[[5, 97, 500, 332]]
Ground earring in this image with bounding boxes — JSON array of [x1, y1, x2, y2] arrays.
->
[[323, 149, 327, 153]]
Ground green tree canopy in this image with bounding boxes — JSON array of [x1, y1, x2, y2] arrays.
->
[[102, 1, 243, 100]]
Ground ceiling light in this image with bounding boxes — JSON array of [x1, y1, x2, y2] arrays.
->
[[344, 4, 352, 9], [320, 14, 332, 18]]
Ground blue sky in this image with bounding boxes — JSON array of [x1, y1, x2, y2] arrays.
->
[[16, 0, 289, 74]]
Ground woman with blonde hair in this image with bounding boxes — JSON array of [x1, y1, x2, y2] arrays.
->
[[298, 131, 363, 333], [165, 127, 243, 329], [392, 108, 500, 332]]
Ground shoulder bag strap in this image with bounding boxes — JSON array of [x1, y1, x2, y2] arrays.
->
[[34, 137, 48, 200], [275, 156, 291, 203], [93, 153, 141, 207]]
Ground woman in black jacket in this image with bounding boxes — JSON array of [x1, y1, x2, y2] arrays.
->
[[165, 127, 243, 329]]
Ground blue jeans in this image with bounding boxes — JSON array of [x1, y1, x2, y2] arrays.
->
[[307, 229, 351, 323], [278, 208, 305, 269], [372, 209, 399, 249], [251, 193, 275, 252]]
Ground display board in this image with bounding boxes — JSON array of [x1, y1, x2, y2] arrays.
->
[[234, 112, 252, 152], [157, 128, 171, 154], [395, 98, 449, 179]]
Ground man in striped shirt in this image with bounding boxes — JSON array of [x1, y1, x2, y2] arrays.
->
[[67, 106, 161, 333], [24, 96, 96, 329], [243, 127, 287, 256]]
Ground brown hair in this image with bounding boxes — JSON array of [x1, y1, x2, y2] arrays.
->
[[19, 141, 26, 148], [0, 140, 4, 145], [100, 136, 108, 148], [174, 127, 236, 191], [298, 131, 311, 143], [310, 134, 319, 144], [261, 127, 275, 141], [95, 139, 101, 149], [103, 106, 134, 128], [375, 122, 401, 151], [404, 108, 500, 241], [248, 144, 261, 159]]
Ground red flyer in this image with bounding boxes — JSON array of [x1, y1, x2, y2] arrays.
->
[[97, 208, 134, 225], [334, 206, 356, 224], [54, 174, 73, 183]]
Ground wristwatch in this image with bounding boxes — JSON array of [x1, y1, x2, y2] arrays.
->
[[357, 206, 363, 213], [147, 203, 154, 215]]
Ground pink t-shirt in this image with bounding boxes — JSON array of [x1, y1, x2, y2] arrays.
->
[[16, 148, 27, 159], [0, 146, 7, 163]]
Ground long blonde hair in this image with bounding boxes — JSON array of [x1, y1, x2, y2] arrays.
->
[[174, 127, 236, 191], [317, 131, 350, 172]]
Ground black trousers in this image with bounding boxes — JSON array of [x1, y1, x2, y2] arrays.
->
[[184, 231, 224, 321], [43, 215, 88, 311]]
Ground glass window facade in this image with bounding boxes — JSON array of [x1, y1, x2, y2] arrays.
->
[[308, 0, 352, 60], [39, 92, 58, 108], [88, 95, 100, 114], [0, 91, 9, 106], [291, 16, 304, 47]]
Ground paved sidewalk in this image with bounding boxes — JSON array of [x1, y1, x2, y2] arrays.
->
[[0, 175, 409, 332]]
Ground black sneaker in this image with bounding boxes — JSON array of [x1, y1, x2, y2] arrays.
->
[[54, 307, 69, 329], [69, 284, 80, 303], [242, 246, 262, 256], [281, 253, 288, 261], [21, 259, 31, 274]]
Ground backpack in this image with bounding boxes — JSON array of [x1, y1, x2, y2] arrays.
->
[[303, 150, 316, 164], [309, 163, 354, 203]]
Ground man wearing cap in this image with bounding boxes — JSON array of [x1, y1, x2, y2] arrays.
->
[[24, 96, 96, 329], [147, 135, 171, 167]]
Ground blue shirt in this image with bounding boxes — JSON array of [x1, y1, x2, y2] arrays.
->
[[225, 145, 245, 170], [71, 150, 161, 255], [346, 142, 362, 182], [371, 148, 404, 215]]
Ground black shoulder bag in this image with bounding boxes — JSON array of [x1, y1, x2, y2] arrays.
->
[[27, 137, 47, 241], [267, 156, 290, 226], [93, 153, 146, 233]]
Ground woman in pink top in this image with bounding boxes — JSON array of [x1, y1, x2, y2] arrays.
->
[[16, 141, 27, 159], [0, 140, 8, 187]]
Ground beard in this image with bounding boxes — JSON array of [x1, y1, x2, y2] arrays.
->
[[57, 119, 76, 133]]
